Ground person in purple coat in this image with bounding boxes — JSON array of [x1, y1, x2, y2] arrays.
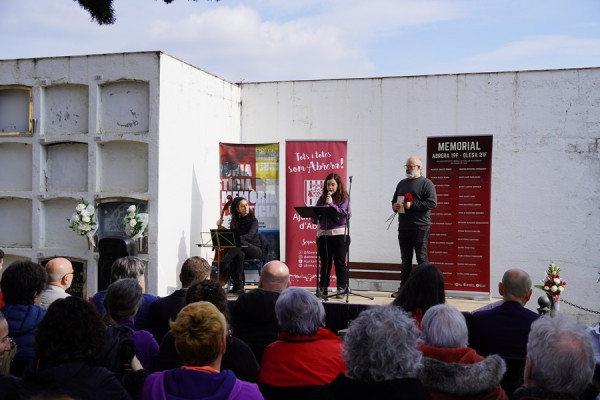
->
[[143, 301, 263, 400], [313, 173, 351, 299]]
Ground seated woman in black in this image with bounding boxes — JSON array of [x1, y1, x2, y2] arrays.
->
[[216, 196, 263, 294]]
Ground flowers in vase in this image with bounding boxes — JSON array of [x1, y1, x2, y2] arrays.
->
[[534, 262, 566, 301], [67, 198, 98, 246], [124, 205, 148, 240]]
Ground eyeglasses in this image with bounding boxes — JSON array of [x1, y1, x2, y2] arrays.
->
[[0, 335, 13, 349], [404, 164, 418, 170], [62, 271, 74, 279]]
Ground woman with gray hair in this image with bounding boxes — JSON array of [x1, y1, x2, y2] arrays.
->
[[419, 304, 507, 400], [103, 278, 159, 370], [310, 305, 429, 399], [258, 287, 345, 387], [91, 256, 157, 331]]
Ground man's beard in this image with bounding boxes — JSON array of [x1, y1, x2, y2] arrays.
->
[[406, 170, 418, 179]]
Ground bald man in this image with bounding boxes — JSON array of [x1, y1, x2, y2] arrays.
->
[[40, 258, 74, 310], [230, 260, 290, 363], [258, 260, 290, 291], [468, 268, 540, 359]]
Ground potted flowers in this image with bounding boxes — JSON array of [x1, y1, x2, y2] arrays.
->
[[67, 198, 98, 248], [534, 262, 566, 312], [124, 204, 148, 240]]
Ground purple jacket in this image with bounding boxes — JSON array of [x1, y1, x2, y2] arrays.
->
[[115, 317, 159, 370], [142, 368, 263, 400], [313, 198, 351, 231]]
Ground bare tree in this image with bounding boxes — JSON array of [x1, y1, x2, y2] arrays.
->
[[75, 0, 219, 25]]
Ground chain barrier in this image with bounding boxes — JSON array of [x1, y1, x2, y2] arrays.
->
[[560, 298, 600, 315]]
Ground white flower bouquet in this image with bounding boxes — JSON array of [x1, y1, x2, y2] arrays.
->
[[534, 262, 566, 301], [124, 204, 148, 240], [67, 198, 98, 247]]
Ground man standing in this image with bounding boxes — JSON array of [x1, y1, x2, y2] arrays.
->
[[40, 258, 73, 310], [229, 260, 290, 363], [391, 155, 437, 297], [147, 256, 211, 343]]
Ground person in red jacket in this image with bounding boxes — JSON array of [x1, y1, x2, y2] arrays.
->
[[258, 287, 345, 387], [419, 304, 508, 400]]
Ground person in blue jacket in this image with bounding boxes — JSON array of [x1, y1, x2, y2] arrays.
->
[[0, 260, 47, 376]]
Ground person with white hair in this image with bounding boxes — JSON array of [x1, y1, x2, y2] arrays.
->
[[512, 314, 595, 400], [258, 287, 345, 387], [419, 304, 508, 400], [310, 305, 430, 399]]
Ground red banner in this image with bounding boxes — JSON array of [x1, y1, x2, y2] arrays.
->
[[427, 136, 493, 294], [285, 141, 347, 287]]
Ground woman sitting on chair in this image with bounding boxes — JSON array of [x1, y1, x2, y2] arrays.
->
[[216, 197, 263, 294]]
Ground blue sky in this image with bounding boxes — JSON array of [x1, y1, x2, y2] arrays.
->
[[1, 0, 599, 82]]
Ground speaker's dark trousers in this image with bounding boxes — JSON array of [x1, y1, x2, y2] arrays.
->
[[318, 234, 350, 289], [398, 227, 430, 284]]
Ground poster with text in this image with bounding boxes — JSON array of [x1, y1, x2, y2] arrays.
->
[[285, 141, 347, 287], [219, 143, 280, 261], [427, 136, 493, 294]]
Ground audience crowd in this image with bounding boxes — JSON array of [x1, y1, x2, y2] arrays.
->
[[0, 257, 597, 400]]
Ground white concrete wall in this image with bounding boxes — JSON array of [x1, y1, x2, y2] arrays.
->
[[156, 54, 241, 295], [0, 52, 163, 295], [0, 52, 242, 298], [240, 69, 600, 319]]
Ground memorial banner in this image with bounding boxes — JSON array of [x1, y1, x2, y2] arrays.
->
[[427, 136, 493, 294], [219, 143, 280, 260], [285, 141, 347, 287]]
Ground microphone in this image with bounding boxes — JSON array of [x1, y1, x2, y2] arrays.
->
[[349, 176, 353, 183], [327, 191, 333, 197]]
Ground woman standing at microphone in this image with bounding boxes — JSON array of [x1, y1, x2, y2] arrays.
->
[[314, 173, 351, 299]]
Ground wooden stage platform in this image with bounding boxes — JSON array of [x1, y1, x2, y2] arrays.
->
[[229, 285, 497, 312], [228, 286, 498, 335]]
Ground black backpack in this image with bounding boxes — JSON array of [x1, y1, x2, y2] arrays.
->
[[93, 324, 136, 380]]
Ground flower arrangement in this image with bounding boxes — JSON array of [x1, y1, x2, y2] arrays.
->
[[534, 262, 566, 300], [67, 198, 98, 247], [404, 193, 414, 204], [124, 204, 149, 240]]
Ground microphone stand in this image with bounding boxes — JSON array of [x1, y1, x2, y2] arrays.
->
[[325, 176, 373, 302]]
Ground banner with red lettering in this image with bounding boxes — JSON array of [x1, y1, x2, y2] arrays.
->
[[219, 143, 280, 260], [427, 136, 493, 294], [285, 141, 347, 287]]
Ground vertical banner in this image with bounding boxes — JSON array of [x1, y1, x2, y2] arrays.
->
[[427, 136, 493, 294], [219, 143, 280, 260], [285, 141, 347, 287]]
